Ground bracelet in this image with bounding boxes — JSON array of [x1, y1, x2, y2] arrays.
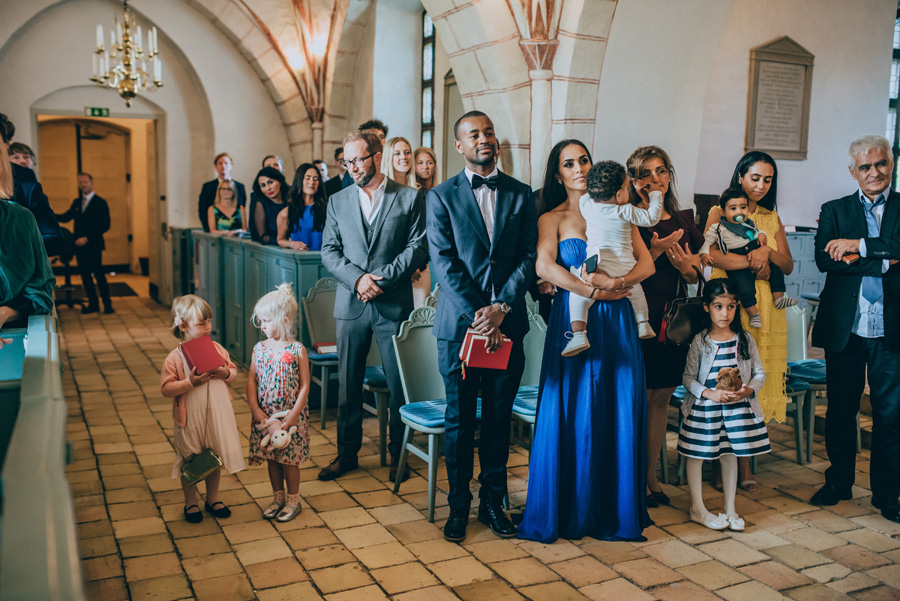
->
[[618, 276, 626, 290]]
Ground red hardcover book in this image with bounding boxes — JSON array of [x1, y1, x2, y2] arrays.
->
[[180, 335, 226, 374], [458, 328, 513, 374], [313, 341, 337, 353]]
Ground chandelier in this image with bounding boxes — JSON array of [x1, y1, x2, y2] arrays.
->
[[89, 1, 162, 107]]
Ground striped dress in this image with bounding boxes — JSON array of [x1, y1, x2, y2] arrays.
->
[[677, 336, 771, 460]]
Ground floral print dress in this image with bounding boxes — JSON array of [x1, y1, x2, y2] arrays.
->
[[248, 340, 310, 466]]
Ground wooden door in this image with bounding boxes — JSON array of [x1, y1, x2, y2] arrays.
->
[[37, 122, 78, 216]]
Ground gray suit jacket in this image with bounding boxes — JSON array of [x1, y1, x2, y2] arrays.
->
[[321, 178, 428, 321]]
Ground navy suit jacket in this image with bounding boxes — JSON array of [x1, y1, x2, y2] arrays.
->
[[11, 162, 64, 256], [426, 170, 537, 341], [57, 194, 111, 251], [812, 190, 900, 353], [198, 178, 246, 231]]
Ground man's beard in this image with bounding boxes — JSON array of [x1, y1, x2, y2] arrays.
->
[[469, 145, 496, 167], [352, 163, 376, 188]]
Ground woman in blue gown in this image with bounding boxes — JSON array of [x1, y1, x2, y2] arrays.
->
[[518, 140, 656, 543], [277, 163, 328, 251]]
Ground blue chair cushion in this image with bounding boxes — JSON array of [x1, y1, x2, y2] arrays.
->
[[671, 385, 686, 400], [788, 359, 826, 384], [399, 399, 482, 429], [513, 386, 538, 417], [307, 350, 338, 363], [786, 376, 812, 394], [364, 366, 388, 389]]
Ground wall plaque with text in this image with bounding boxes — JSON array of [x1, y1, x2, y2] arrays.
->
[[745, 36, 814, 160]]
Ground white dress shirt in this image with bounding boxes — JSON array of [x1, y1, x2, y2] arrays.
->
[[81, 191, 95, 212], [464, 166, 499, 243], [854, 186, 890, 338], [358, 175, 388, 225]]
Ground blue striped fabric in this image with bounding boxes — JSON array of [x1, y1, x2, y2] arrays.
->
[[678, 336, 770, 460]]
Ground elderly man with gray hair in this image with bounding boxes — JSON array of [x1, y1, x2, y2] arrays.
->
[[809, 134, 900, 523]]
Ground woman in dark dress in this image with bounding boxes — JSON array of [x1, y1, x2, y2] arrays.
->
[[518, 140, 654, 543], [626, 146, 703, 507], [251, 167, 289, 245]]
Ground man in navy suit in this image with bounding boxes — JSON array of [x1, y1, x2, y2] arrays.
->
[[810, 135, 900, 523], [198, 153, 246, 231], [56, 173, 113, 314], [426, 111, 537, 542]]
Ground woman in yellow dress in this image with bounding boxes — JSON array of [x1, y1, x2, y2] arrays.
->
[[704, 151, 794, 491]]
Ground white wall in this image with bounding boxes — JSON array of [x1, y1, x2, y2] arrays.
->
[[694, 0, 896, 227], [371, 0, 423, 144], [594, 0, 735, 210]]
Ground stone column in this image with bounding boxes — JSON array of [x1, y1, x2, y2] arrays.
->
[[530, 69, 552, 189], [311, 122, 324, 161]]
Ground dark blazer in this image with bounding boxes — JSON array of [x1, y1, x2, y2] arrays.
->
[[426, 170, 538, 341], [321, 178, 428, 322], [324, 174, 344, 198], [11, 162, 64, 256], [812, 190, 900, 353], [198, 179, 246, 231], [56, 194, 111, 251]]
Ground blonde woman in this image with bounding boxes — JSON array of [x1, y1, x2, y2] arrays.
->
[[381, 136, 413, 186], [207, 180, 247, 235], [414, 147, 439, 190]]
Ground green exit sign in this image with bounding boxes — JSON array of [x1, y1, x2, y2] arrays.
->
[[84, 107, 110, 117]]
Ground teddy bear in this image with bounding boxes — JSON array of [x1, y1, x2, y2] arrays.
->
[[256, 410, 297, 451], [715, 367, 743, 392]]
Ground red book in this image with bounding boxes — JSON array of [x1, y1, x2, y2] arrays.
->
[[458, 328, 513, 372], [313, 341, 337, 353], [180, 335, 226, 374]]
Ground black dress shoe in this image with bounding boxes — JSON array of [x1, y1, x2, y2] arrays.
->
[[645, 493, 659, 508], [103, 305, 115, 314], [389, 463, 410, 483], [317, 455, 358, 481], [81, 304, 99, 315], [810, 484, 852, 506], [205, 500, 231, 519], [184, 505, 203, 523], [877, 499, 900, 524], [443, 508, 469, 542], [478, 500, 517, 538], [651, 490, 671, 506]]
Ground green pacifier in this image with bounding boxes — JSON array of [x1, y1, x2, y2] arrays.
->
[[733, 214, 745, 223]]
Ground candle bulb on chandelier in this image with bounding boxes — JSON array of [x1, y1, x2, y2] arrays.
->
[[155, 57, 161, 82], [151, 27, 158, 54], [116, 20, 122, 45], [136, 26, 142, 51], [96, 24, 103, 49]]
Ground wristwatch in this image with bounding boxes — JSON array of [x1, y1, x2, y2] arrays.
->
[[499, 302, 512, 314]]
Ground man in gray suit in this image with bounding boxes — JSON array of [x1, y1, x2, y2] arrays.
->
[[319, 130, 428, 481]]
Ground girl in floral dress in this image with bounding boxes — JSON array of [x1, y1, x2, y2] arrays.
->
[[247, 284, 311, 522]]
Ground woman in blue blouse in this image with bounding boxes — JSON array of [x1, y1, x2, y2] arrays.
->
[[277, 163, 327, 251]]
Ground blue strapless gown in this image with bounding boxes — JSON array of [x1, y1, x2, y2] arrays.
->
[[518, 238, 652, 542]]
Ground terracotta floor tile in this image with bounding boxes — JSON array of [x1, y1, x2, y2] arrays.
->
[[172, 533, 231, 558], [697, 539, 770, 567], [368, 503, 426, 525], [780, 525, 851, 551], [866, 564, 900, 589], [429, 556, 495, 587], [492, 557, 560, 586], [233, 537, 293, 566], [256, 581, 324, 601], [354, 490, 405, 508], [319, 506, 377, 530], [334, 523, 397, 549], [838, 527, 900, 552], [192, 573, 255, 601], [111, 516, 166, 538], [781, 583, 853, 600], [82, 554, 124, 581], [662, 521, 731, 545], [850, 585, 900, 601], [181, 552, 243, 581], [717, 580, 788, 601], [392, 585, 461, 601], [825, 571, 880, 594], [283, 527, 341, 551], [309, 562, 375, 594], [822, 543, 891, 570], [352, 541, 417, 569], [165, 516, 222, 539], [127, 574, 192, 601], [580, 540, 647, 564], [738, 560, 813, 590], [80, 535, 118, 558], [295, 544, 356, 570], [123, 552, 182, 581], [549, 555, 618, 588], [801, 562, 852, 583], [387, 520, 444, 544], [245, 556, 309, 589], [325, 584, 390, 601], [641, 539, 712, 568], [676, 560, 749, 590], [762, 543, 832, 570], [221, 519, 280, 544], [614, 556, 683, 587], [652, 581, 723, 601], [580, 578, 656, 601], [465, 539, 528, 563], [83, 577, 129, 601], [306, 492, 359, 512], [454, 579, 526, 600], [370, 561, 438, 594]]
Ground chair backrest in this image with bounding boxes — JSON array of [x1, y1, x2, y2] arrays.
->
[[785, 305, 809, 363], [424, 283, 439, 308], [301, 277, 337, 345], [393, 307, 445, 403], [520, 309, 548, 387], [525, 293, 540, 318]]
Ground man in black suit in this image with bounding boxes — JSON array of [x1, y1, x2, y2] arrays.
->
[[198, 153, 246, 231], [324, 147, 347, 198], [810, 134, 900, 523], [0, 113, 63, 256], [56, 173, 112, 314], [426, 111, 537, 542]]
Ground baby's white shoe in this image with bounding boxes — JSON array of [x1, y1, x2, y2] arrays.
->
[[726, 512, 745, 531], [637, 321, 657, 340], [562, 331, 590, 357]]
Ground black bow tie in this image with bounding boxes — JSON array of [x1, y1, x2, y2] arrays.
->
[[471, 175, 499, 191]]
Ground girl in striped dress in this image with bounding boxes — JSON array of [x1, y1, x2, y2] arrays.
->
[[678, 279, 769, 531]]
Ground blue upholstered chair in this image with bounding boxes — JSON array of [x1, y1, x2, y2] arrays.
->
[[301, 277, 339, 429]]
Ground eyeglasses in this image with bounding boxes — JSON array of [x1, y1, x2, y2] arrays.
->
[[340, 153, 375, 169], [637, 167, 671, 180]]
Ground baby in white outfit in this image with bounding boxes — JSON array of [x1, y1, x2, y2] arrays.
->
[[563, 160, 662, 357]]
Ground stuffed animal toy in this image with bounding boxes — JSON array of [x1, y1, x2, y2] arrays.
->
[[256, 410, 297, 451], [715, 367, 743, 392]]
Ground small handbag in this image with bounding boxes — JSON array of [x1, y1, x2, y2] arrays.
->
[[657, 266, 706, 345], [180, 374, 223, 487]]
